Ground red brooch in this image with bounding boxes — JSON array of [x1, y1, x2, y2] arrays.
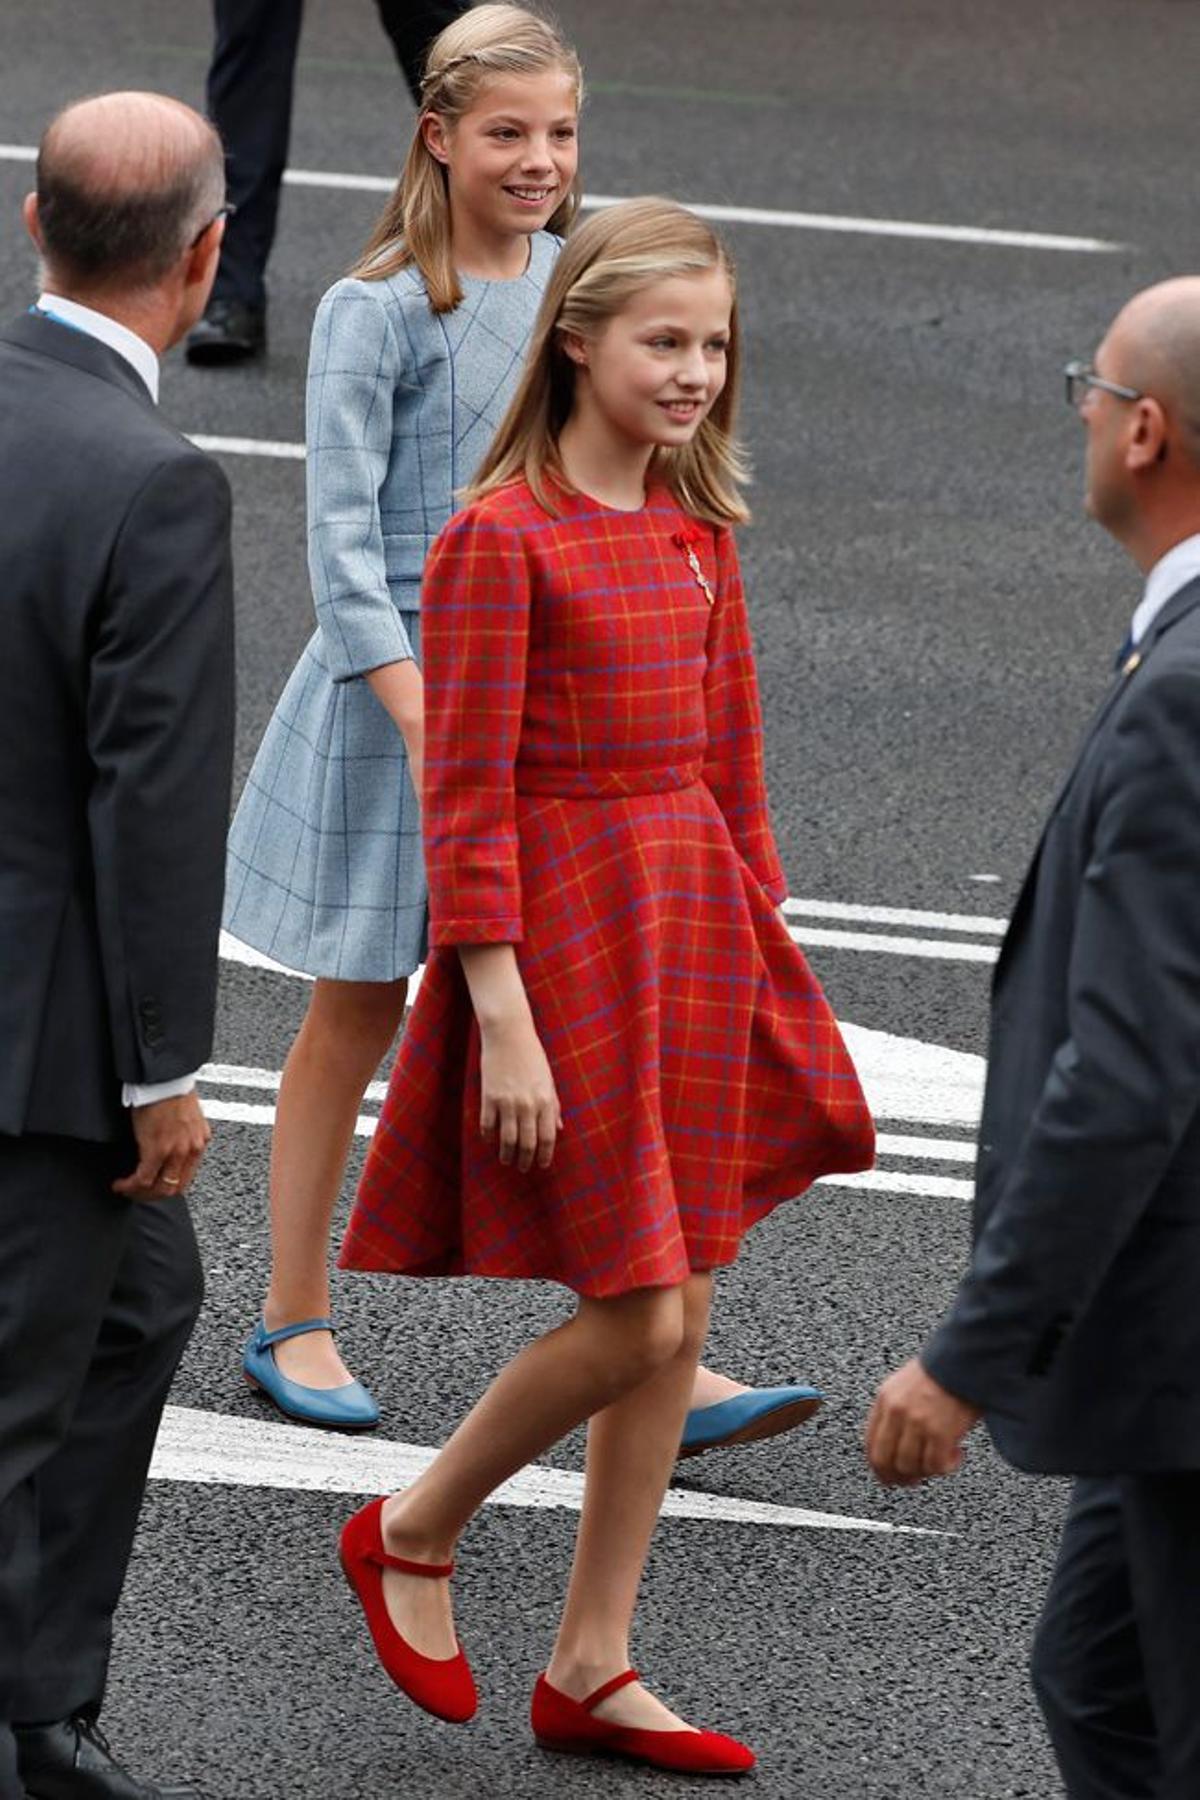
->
[[671, 526, 715, 606]]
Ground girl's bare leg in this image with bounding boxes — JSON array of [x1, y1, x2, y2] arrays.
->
[[545, 1271, 714, 1731], [376, 1284, 690, 1657], [262, 976, 409, 1387], [689, 1365, 751, 1407]]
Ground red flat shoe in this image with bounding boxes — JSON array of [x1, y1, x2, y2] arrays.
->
[[531, 1669, 755, 1775], [339, 1496, 477, 1723]]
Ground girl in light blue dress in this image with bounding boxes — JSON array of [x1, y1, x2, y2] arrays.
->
[[226, 3, 584, 1425]]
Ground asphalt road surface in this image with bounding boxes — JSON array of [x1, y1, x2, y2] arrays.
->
[[3, 3, 1198, 1795]]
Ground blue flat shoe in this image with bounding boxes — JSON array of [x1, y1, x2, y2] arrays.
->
[[678, 1384, 824, 1460], [243, 1317, 381, 1431]]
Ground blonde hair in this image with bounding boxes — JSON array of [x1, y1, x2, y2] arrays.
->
[[467, 197, 750, 525], [349, 3, 582, 311]]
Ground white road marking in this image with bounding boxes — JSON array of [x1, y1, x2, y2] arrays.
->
[[190, 433, 306, 460], [782, 898, 1007, 935], [581, 192, 1123, 254], [151, 1406, 940, 1536], [820, 1168, 973, 1201], [789, 925, 998, 963], [841, 1024, 984, 1128], [874, 1133, 975, 1164], [0, 142, 1122, 254], [222, 893, 1006, 980], [220, 930, 313, 977]]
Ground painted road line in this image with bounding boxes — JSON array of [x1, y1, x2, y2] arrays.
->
[[874, 1133, 974, 1164], [198, 1074, 974, 1167], [151, 1406, 941, 1535], [220, 930, 312, 977], [788, 925, 998, 964], [582, 193, 1123, 253], [0, 144, 1122, 254], [200, 1098, 975, 1201], [841, 1025, 984, 1128], [204, 1096, 379, 1138], [782, 898, 1007, 935], [200, 1024, 986, 1133], [189, 433, 305, 460], [200, 1066, 977, 1148], [222, 920, 1000, 975], [201, 1060, 389, 1105], [820, 1169, 974, 1201]]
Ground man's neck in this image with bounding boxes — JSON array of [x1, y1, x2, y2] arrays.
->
[[1125, 514, 1200, 576], [40, 284, 172, 356]]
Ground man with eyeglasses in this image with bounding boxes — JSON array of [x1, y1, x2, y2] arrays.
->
[[867, 278, 1200, 1800], [0, 93, 235, 1800]]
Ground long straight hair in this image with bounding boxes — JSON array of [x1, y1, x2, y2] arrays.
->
[[467, 198, 751, 526], [348, 3, 583, 312]]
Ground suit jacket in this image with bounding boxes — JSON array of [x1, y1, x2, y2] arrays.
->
[[0, 311, 235, 1143], [923, 577, 1200, 1474]]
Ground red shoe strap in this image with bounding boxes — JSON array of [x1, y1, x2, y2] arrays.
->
[[583, 1668, 640, 1712], [372, 1550, 455, 1579]]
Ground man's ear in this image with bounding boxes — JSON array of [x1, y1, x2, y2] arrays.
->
[[1128, 396, 1168, 471], [183, 214, 225, 293], [22, 192, 43, 251], [421, 111, 451, 165]]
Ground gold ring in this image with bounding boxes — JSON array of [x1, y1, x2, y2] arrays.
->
[[162, 1176, 181, 1186]]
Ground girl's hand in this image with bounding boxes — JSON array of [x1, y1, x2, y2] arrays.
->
[[479, 1014, 562, 1172], [365, 657, 424, 801]]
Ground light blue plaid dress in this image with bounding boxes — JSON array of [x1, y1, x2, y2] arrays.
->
[[223, 232, 559, 980]]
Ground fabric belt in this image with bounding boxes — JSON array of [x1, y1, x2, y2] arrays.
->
[[514, 762, 703, 798]]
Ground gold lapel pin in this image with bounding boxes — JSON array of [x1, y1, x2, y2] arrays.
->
[[1121, 650, 1142, 676]]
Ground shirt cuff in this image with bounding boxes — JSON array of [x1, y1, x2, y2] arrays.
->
[[122, 1073, 198, 1108]]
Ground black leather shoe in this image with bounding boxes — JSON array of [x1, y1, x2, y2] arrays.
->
[[185, 297, 266, 365], [14, 1717, 200, 1800]]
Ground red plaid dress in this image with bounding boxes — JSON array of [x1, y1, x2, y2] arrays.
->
[[340, 480, 874, 1297]]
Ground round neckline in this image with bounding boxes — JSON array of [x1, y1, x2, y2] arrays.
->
[[555, 475, 668, 518], [458, 234, 538, 289]]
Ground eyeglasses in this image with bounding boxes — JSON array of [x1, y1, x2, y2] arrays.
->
[[1064, 359, 1143, 410], [189, 201, 237, 249]]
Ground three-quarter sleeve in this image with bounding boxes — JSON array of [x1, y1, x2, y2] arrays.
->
[[702, 526, 787, 903], [305, 280, 414, 682], [421, 505, 531, 945]]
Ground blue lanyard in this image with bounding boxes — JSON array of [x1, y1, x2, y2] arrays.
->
[[29, 302, 88, 335]]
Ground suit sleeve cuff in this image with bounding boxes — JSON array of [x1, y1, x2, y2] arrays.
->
[[122, 1073, 198, 1108]]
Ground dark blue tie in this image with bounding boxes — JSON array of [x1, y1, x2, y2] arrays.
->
[[1114, 631, 1135, 671]]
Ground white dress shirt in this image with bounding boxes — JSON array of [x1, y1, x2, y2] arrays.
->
[[35, 293, 194, 1110], [35, 291, 160, 402], [1130, 532, 1200, 646]]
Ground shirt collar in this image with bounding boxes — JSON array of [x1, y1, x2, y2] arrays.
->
[[1131, 532, 1200, 646], [35, 292, 160, 403]]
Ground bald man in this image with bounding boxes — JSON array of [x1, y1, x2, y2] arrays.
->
[[0, 95, 234, 1800], [866, 280, 1200, 1800]]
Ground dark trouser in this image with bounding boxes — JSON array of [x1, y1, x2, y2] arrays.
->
[[1031, 1473, 1200, 1800], [0, 1135, 203, 1800], [206, 0, 468, 309]]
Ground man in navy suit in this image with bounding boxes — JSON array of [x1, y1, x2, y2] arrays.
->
[[866, 279, 1200, 1799]]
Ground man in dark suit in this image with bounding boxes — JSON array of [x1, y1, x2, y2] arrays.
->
[[866, 279, 1200, 1798], [185, 0, 469, 363], [0, 91, 235, 1800]]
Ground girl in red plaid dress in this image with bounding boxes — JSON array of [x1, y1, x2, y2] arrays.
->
[[338, 199, 874, 1772]]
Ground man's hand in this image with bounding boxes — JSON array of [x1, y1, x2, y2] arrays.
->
[[112, 1091, 212, 1200], [865, 1357, 983, 1487]]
